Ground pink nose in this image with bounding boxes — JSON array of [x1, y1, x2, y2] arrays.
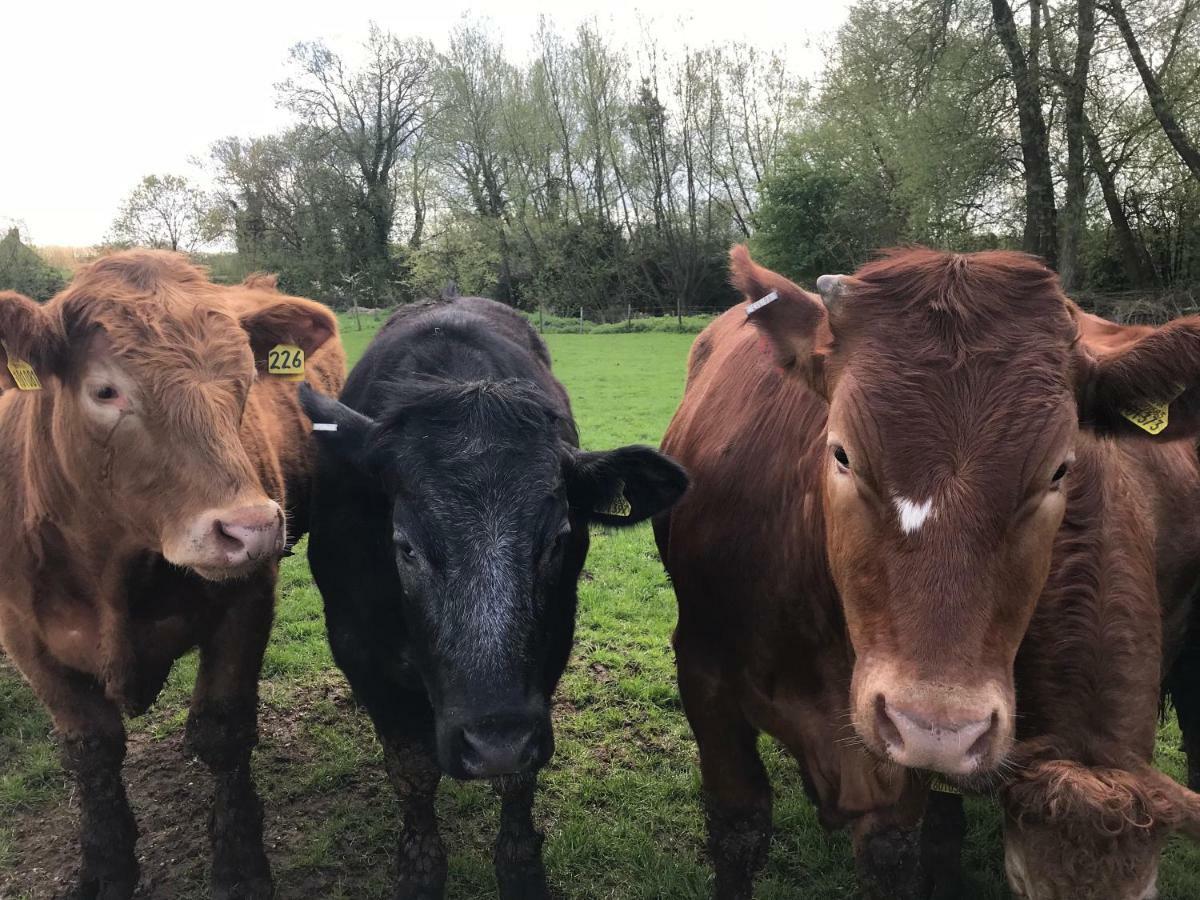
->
[[874, 696, 997, 776], [212, 505, 284, 567]]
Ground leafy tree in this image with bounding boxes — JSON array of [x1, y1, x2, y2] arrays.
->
[[0, 228, 66, 301], [276, 23, 435, 295], [107, 174, 219, 252]]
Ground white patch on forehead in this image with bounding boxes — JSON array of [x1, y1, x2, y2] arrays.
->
[[893, 495, 935, 534]]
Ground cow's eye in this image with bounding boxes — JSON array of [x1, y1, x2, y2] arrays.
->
[[1051, 461, 1069, 484], [554, 521, 571, 549], [95, 385, 119, 402], [832, 445, 851, 471], [394, 535, 418, 563]]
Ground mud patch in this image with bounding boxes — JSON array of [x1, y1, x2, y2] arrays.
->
[[1, 676, 406, 900]]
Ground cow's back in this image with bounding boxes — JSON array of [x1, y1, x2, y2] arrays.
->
[[346, 296, 570, 433]]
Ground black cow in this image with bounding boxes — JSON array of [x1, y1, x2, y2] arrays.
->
[[299, 296, 688, 899]]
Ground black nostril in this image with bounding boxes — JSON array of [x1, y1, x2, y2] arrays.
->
[[458, 720, 541, 777], [875, 694, 903, 748], [967, 711, 999, 758], [214, 520, 246, 552]]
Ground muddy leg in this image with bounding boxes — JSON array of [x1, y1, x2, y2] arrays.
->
[[852, 811, 924, 900], [186, 579, 274, 900], [920, 792, 965, 900], [678, 651, 771, 900], [59, 729, 138, 900], [382, 733, 446, 900], [2, 631, 138, 900], [491, 771, 548, 900]]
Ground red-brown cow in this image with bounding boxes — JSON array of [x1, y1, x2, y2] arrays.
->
[[655, 245, 1200, 899], [0, 252, 344, 899]]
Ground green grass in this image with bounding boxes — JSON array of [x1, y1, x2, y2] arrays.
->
[[3, 323, 1200, 898]]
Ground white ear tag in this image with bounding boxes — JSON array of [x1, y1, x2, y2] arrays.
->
[[312, 423, 338, 432], [745, 290, 778, 316]]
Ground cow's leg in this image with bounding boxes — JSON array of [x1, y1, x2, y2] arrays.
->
[[1166, 623, 1200, 790], [2, 631, 138, 899], [852, 811, 924, 900], [380, 733, 446, 900], [491, 771, 548, 900], [677, 650, 771, 900], [185, 579, 274, 900], [919, 791, 966, 900]]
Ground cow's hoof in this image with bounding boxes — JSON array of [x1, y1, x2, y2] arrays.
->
[[57, 874, 138, 900], [497, 867, 550, 900], [212, 874, 274, 900], [393, 877, 446, 900], [712, 875, 754, 900]]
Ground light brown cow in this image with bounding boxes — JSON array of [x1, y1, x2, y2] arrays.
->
[[0, 252, 344, 899], [655, 245, 1200, 898]]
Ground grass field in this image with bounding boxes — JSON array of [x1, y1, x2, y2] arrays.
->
[[2, 322, 1199, 898]]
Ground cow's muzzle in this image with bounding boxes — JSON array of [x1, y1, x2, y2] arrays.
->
[[165, 500, 285, 580]]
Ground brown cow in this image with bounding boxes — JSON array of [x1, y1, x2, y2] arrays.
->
[[655, 245, 1200, 899], [0, 252, 344, 899]]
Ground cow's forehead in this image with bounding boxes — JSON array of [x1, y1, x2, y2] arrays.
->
[[831, 354, 1075, 518], [75, 295, 250, 371]]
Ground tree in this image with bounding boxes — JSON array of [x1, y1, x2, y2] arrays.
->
[[1103, 0, 1200, 182], [107, 174, 218, 252], [991, 0, 1059, 265], [277, 24, 435, 293], [1049, 0, 1098, 289], [0, 228, 66, 301]]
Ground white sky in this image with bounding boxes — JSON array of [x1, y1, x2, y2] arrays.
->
[[5, 0, 851, 247]]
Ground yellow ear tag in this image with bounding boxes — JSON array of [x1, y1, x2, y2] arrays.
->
[[596, 479, 633, 517], [267, 344, 305, 382], [5, 354, 42, 391], [929, 774, 962, 796], [1121, 400, 1170, 435]]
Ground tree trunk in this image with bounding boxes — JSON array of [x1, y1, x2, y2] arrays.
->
[[1105, 0, 1200, 182], [992, 0, 1059, 266], [1058, 0, 1096, 290], [1084, 117, 1159, 286]]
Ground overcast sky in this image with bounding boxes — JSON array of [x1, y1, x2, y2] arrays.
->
[[5, 0, 851, 247]]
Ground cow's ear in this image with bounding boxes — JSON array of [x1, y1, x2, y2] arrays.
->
[[0, 291, 64, 390], [299, 383, 373, 466], [731, 244, 834, 396], [566, 445, 688, 527], [1006, 760, 1200, 842], [240, 297, 337, 367], [1076, 312, 1200, 440], [1140, 767, 1200, 841]]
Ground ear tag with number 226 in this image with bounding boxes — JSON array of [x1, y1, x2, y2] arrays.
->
[[268, 344, 305, 382]]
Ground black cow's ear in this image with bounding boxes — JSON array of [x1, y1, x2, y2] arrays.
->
[[566, 445, 689, 527], [299, 382, 373, 466]]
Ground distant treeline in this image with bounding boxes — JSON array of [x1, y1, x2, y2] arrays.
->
[[12, 2, 1200, 321]]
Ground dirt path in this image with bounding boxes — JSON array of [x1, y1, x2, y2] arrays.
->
[[2, 679, 403, 900]]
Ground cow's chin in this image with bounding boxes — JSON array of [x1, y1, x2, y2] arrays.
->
[[186, 560, 265, 583]]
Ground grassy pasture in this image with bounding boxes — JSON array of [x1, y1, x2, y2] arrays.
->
[[2, 321, 1199, 898]]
